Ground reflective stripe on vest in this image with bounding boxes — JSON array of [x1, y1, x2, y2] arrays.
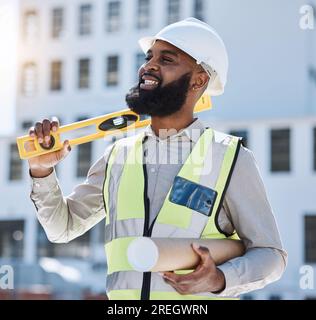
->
[[103, 128, 241, 300]]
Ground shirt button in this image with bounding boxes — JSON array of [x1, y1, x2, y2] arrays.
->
[[150, 168, 156, 173], [34, 182, 40, 188]]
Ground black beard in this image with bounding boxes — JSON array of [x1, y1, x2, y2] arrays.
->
[[125, 72, 192, 117]]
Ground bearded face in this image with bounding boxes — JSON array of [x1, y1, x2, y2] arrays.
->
[[125, 72, 192, 117]]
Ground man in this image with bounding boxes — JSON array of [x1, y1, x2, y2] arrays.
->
[[28, 18, 287, 300]]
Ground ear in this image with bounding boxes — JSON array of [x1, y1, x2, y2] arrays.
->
[[191, 70, 209, 91]]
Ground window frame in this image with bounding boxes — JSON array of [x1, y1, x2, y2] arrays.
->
[[79, 4, 93, 36], [23, 10, 38, 42], [50, 60, 63, 91], [51, 7, 64, 38], [313, 127, 316, 172], [106, 55, 119, 87], [136, 0, 151, 29], [9, 143, 23, 181], [106, 0, 121, 32], [270, 128, 291, 173], [21, 62, 37, 97], [167, 0, 181, 24], [304, 214, 316, 263], [76, 142, 93, 178], [78, 58, 91, 89], [193, 0, 204, 21]]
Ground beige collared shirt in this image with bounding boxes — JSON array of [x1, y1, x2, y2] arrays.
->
[[30, 119, 287, 297]]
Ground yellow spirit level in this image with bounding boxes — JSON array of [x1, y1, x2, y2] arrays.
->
[[16, 94, 212, 160]]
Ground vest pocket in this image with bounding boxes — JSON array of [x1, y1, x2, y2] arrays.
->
[[169, 176, 218, 217]]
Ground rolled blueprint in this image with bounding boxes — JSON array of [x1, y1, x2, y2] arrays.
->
[[127, 237, 245, 272]]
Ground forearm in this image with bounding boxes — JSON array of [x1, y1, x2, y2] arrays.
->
[[30, 169, 105, 243], [216, 247, 287, 297], [30, 169, 70, 242]]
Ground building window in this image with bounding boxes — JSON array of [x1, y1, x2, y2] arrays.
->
[[76, 115, 90, 122], [193, 0, 204, 21], [23, 10, 38, 42], [309, 66, 316, 86], [106, 55, 119, 87], [77, 142, 92, 177], [50, 61, 63, 91], [51, 7, 64, 38], [21, 121, 33, 130], [22, 62, 37, 97], [0, 220, 24, 258], [167, 0, 180, 24], [37, 222, 91, 258], [107, 1, 121, 32], [305, 215, 316, 263], [79, 4, 92, 35], [230, 130, 248, 148], [137, 0, 150, 29], [78, 58, 90, 89], [313, 127, 316, 171], [270, 128, 291, 172], [9, 143, 23, 181]]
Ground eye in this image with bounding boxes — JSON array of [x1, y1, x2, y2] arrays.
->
[[162, 57, 173, 63], [145, 56, 152, 62]]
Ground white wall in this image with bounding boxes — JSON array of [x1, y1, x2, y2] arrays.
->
[[0, 0, 19, 135]]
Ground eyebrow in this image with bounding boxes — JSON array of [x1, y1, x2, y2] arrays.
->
[[147, 49, 179, 58]]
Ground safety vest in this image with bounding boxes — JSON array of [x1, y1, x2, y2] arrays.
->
[[103, 128, 241, 300]]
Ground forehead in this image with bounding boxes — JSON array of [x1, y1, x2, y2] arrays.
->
[[148, 40, 196, 63]]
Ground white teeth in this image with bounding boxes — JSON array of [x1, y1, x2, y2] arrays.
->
[[144, 80, 158, 85]]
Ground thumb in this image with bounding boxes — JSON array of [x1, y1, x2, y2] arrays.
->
[[192, 243, 215, 267], [55, 140, 72, 162]]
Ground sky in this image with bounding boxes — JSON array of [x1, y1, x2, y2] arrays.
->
[[0, 0, 18, 136]]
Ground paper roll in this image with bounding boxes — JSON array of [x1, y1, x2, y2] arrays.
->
[[127, 237, 245, 272]]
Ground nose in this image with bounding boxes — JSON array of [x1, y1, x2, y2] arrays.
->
[[143, 58, 159, 72]]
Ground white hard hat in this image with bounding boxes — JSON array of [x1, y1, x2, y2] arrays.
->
[[139, 18, 229, 96]]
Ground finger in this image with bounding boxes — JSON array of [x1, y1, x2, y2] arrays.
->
[[163, 278, 189, 295], [192, 243, 214, 267], [54, 140, 72, 162], [51, 116, 59, 132], [164, 270, 198, 285], [163, 278, 179, 290], [163, 271, 179, 284], [28, 126, 35, 137], [34, 122, 44, 144], [42, 119, 52, 145]]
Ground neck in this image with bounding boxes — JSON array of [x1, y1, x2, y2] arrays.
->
[[151, 109, 194, 138]]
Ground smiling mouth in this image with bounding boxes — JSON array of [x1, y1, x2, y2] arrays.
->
[[140, 79, 160, 90], [139, 74, 161, 90]]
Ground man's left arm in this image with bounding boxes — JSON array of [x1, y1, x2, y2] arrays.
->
[[163, 146, 287, 297], [214, 146, 288, 297]]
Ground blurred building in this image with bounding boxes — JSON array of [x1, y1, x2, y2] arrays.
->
[[0, 0, 316, 299]]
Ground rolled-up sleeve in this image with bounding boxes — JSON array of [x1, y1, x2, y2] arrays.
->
[[216, 146, 288, 297], [30, 145, 113, 243]]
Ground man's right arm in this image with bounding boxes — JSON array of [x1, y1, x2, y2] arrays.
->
[[30, 154, 109, 243], [27, 117, 112, 243]]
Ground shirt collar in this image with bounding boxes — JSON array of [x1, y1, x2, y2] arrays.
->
[[144, 118, 206, 144]]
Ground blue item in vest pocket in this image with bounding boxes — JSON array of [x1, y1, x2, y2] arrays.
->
[[169, 176, 218, 217]]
